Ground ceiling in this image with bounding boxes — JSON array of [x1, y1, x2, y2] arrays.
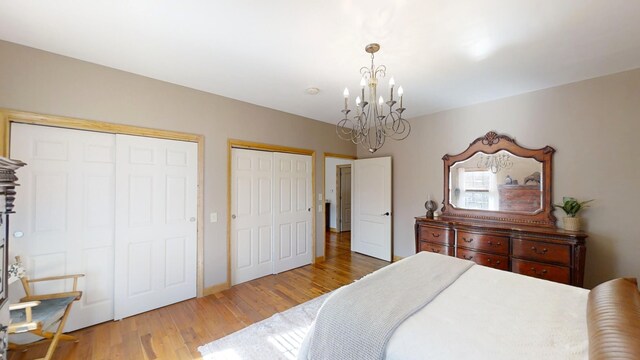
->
[[2, 1, 640, 124]]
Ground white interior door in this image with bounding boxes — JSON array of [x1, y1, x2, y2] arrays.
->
[[10, 123, 116, 331], [230, 148, 274, 285], [352, 157, 392, 261], [114, 134, 197, 320], [273, 152, 312, 274]]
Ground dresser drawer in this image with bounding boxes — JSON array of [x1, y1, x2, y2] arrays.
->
[[418, 226, 454, 246], [457, 248, 509, 270], [511, 259, 570, 284], [457, 231, 509, 255], [419, 242, 453, 256], [512, 238, 571, 266]]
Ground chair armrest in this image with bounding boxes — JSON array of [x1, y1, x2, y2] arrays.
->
[[9, 301, 41, 311], [22, 291, 82, 302], [26, 274, 85, 283], [24, 273, 85, 292]]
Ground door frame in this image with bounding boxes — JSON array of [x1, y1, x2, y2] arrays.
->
[[321, 153, 357, 259], [335, 164, 352, 232], [227, 139, 316, 287], [0, 108, 206, 297]]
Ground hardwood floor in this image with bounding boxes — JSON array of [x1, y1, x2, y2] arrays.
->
[[9, 231, 388, 359]]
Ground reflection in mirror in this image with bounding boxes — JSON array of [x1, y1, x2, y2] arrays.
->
[[449, 150, 543, 213]]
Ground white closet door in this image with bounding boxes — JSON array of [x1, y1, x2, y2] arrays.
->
[[273, 152, 312, 273], [230, 148, 274, 285], [10, 123, 116, 331], [114, 134, 197, 320], [352, 157, 392, 261]]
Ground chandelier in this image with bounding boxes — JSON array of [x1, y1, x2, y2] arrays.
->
[[477, 152, 513, 174], [337, 43, 410, 153]]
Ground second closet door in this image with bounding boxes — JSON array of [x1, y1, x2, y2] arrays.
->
[[230, 149, 312, 285]]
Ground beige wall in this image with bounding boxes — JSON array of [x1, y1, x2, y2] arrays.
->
[[0, 40, 356, 288], [359, 68, 640, 288]]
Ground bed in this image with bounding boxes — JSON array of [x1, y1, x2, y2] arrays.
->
[[298, 251, 640, 360]]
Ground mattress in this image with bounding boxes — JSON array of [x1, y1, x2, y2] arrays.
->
[[385, 264, 589, 359]]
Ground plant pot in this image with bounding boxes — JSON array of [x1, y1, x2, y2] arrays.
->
[[563, 217, 581, 231]]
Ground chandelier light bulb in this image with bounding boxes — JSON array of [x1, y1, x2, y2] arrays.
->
[[398, 86, 404, 97], [356, 96, 361, 106], [378, 96, 384, 105], [343, 88, 349, 98], [389, 77, 395, 87], [360, 77, 366, 88]]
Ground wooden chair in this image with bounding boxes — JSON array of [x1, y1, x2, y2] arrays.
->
[[8, 273, 85, 360]]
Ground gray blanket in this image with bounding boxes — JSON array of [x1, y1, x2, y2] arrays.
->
[[301, 252, 474, 360]]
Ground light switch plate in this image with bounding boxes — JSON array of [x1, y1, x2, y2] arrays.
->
[[210, 212, 218, 223]]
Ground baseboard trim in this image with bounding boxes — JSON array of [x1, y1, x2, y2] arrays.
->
[[329, 227, 339, 233], [393, 255, 404, 262], [203, 282, 230, 297], [315, 256, 325, 263]]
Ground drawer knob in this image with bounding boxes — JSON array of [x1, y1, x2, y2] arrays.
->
[[530, 267, 548, 276], [487, 240, 502, 247], [463, 255, 473, 260], [430, 248, 440, 253], [462, 237, 473, 243], [530, 246, 548, 255], [486, 258, 501, 265], [431, 233, 440, 238]]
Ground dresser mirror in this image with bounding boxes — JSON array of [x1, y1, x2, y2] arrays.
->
[[449, 150, 543, 213], [442, 131, 556, 227]]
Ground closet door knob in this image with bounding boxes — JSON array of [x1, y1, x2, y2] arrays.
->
[[231, 214, 237, 219]]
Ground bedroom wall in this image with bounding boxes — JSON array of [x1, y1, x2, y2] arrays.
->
[[358, 67, 640, 289], [0, 40, 356, 289]]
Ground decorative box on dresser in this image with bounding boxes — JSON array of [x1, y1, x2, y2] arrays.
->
[[420, 131, 589, 287], [415, 217, 587, 286]]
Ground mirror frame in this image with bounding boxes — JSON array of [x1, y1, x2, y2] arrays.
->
[[441, 131, 556, 227]]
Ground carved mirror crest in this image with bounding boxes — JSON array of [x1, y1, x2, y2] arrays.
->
[[441, 131, 556, 227]]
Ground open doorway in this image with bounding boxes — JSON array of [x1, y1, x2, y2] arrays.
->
[[324, 154, 355, 260]]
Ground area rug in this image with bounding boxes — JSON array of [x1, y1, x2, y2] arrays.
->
[[198, 293, 329, 360]]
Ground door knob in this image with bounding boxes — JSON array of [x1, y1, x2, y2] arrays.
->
[[13, 231, 24, 238], [231, 214, 237, 219], [189, 217, 196, 222], [382, 212, 390, 216], [308, 208, 311, 212]]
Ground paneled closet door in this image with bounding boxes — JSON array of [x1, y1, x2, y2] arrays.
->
[[114, 134, 198, 320], [230, 148, 274, 285], [273, 153, 312, 274], [10, 123, 116, 331]]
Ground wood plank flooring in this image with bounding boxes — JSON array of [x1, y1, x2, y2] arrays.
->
[[8, 232, 388, 359]]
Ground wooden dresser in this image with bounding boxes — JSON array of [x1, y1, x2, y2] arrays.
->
[[415, 217, 587, 287], [497, 184, 541, 212]]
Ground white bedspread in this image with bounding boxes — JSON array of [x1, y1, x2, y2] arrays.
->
[[385, 264, 589, 360]]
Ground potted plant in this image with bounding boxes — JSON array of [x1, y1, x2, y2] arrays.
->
[[554, 197, 593, 231]]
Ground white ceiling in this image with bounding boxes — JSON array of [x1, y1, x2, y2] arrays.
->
[[2, 1, 640, 124]]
